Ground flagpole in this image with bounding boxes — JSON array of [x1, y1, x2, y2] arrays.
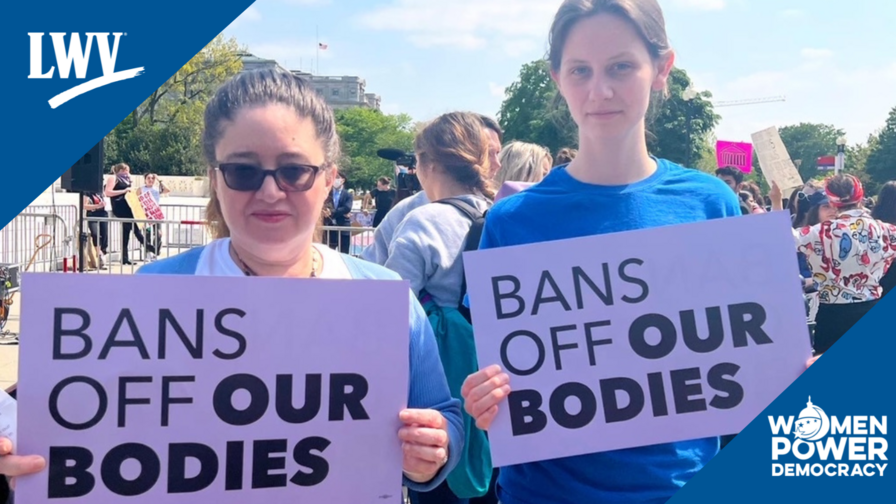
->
[[316, 25, 319, 75]]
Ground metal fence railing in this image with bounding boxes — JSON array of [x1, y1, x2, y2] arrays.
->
[[0, 208, 76, 275]]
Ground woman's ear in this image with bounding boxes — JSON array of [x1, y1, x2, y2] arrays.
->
[[324, 166, 336, 190], [652, 51, 676, 92], [208, 167, 218, 193]]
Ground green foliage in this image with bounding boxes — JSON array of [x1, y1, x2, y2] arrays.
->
[[497, 60, 577, 156], [777, 123, 846, 181], [334, 108, 416, 190], [647, 68, 720, 167], [104, 35, 243, 175], [865, 106, 896, 187]]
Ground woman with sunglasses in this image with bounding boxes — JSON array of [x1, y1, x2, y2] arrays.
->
[[0, 68, 463, 498]]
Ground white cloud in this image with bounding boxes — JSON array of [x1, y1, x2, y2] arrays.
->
[[671, 0, 726, 10], [801, 48, 834, 60], [488, 82, 506, 98], [227, 5, 262, 29], [355, 0, 558, 56], [779, 8, 804, 19]]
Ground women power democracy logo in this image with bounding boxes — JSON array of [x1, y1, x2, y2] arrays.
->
[[27, 32, 145, 109], [793, 397, 829, 441], [769, 396, 888, 478]]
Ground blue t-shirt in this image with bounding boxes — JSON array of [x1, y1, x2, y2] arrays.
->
[[479, 159, 741, 504]]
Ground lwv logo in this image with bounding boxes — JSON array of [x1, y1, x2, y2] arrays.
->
[[27, 32, 144, 109]]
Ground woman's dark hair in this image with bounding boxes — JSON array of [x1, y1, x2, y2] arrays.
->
[[555, 147, 578, 166], [824, 174, 863, 212], [201, 69, 341, 238], [803, 205, 823, 227], [872, 181, 896, 224], [715, 166, 744, 186], [476, 114, 504, 144], [738, 191, 753, 205], [415, 112, 495, 200]]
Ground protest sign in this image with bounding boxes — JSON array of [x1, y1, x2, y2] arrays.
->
[[17, 273, 410, 503], [463, 211, 812, 467], [751, 127, 804, 192], [716, 140, 753, 173]]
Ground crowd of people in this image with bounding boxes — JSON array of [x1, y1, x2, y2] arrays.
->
[[2, 0, 894, 503]]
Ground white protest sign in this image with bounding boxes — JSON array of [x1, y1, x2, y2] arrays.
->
[[751, 126, 804, 193], [17, 273, 410, 503], [463, 212, 812, 467]]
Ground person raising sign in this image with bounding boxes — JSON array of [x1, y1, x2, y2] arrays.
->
[[460, 1, 741, 503], [0, 68, 463, 496]]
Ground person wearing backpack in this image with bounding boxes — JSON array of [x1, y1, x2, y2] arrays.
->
[[383, 112, 494, 504]]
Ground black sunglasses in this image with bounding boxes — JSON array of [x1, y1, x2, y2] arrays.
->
[[216, 163, 322, 192]]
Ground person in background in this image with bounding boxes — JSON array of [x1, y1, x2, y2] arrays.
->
[[494, 141, 553, 186], [384, 112, 495, 504], [104, 163, 153, 265], [140, 173, 171, 260], [741, 181, 766, 213], [872, 181, 896, 297], [368, 176, 396, 228], [83, 191, 108, 269], [362, 115, 504, 266], [554, 147, 578, 167], [476, 115, 504, 180], [461, 1, 741, 502], [714, 165, 743, 193], [771, 175, 896, 354], [324, 171, 353, 253]]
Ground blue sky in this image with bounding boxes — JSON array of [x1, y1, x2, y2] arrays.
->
[[223, 0, 896, 147]]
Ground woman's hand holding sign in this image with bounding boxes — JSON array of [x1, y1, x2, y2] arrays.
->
[[0, 437, 46, 490], [399, 409, 450, 483], [461, 365, 512, 430]]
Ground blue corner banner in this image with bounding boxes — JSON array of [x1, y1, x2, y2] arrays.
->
[[1, 0, 255, 230], [670, 293, 893, 502]]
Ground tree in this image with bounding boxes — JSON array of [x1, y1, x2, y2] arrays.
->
[[777, 123, 846, 181], [497, 60, 577, 156], [334, 108, 416, 190], [865, 106, 896, 187], [105, 35, 243, 175], [647, 68, 719, 167], [497, 60, 718, 165]]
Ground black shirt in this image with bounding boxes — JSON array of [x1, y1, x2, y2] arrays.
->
[[371, 188, 396, 213]]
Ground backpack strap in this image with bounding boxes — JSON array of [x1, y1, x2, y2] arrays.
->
[[434, 198, 487, 321]]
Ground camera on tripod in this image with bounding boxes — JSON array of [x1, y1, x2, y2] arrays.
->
[[377, 148, 420, 193]]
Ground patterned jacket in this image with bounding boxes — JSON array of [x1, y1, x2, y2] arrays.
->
[[795, 209, 896, 303]]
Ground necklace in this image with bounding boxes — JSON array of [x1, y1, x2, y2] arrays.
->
[[230, 243, 321, 278]]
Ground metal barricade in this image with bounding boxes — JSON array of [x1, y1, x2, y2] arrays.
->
[[320, 225, 375, 257], [84, 215, 212, 274], [0, 210, 74, 274]]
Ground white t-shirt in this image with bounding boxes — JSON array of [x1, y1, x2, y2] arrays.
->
[[194, 238, 351, 279]]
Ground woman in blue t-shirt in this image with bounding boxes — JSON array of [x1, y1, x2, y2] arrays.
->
[[0, 68, 463, 498], [461, 1, 742, 503]]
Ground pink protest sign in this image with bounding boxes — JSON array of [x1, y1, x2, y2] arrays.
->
[[138, 190, 165, 220], [716, 140, 753, 173], [462, 212, 811, 467], [17, 273, 409, 503]]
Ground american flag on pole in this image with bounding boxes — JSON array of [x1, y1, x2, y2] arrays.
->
[[318, 43, 328, 50]]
